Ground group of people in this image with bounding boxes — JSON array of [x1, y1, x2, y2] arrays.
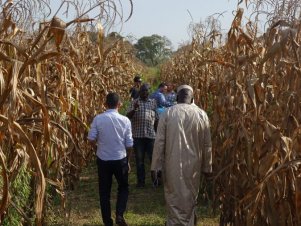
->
[[87, 75, 212, 226], [128, 76, 178, 188], [130, 75, 176, 107]]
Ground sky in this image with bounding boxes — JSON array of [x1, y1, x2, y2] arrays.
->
[[119, 0, 241, 48], [49, 0, 248, 49]]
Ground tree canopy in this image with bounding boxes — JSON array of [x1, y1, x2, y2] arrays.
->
[[134, 34, 172, 66]]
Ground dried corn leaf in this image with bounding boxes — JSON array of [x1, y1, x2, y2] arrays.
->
[[0, 148, 9, 220]]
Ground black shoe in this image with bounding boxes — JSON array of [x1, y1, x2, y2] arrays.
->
[[116, 216, 128, 226], [104, 219, 113, 226], [136, 182, 145, 188]]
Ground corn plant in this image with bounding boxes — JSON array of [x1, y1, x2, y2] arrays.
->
[[161, 5, 301, 226], [0, 0, 140, 225]]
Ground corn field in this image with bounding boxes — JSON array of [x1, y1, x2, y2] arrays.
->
[[161, 1, 301, 225], [1, 0, 301, 225], [0, 0, 140, 225]]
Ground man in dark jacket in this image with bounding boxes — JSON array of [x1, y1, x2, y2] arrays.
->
[[129, 75, 142, 100]]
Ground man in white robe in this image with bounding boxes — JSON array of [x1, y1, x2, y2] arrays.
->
[[151, 85, 212, 226]]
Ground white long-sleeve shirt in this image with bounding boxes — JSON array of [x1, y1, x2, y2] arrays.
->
[[88, 109, 133, 160]]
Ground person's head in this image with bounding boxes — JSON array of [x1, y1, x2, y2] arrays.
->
[[105, 92, 120, 109], [158, 82, 167, 94], [176, 85, 194, 104], [166, 82, 174, 92], [134, 75, 142, 87], [139, 83, 150, 100]]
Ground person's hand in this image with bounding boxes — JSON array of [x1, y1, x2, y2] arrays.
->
[[128, 162, 131, 173], [151, 170, 156, 181], [134, 101, 139, 111], [151, 170, 162, 187], [88, 140, 97, 151]]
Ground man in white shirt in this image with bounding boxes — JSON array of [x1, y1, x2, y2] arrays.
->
[[88, 92, 133, 226]]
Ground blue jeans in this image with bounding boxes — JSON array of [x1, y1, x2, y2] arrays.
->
[[133, 138, 155, 184]]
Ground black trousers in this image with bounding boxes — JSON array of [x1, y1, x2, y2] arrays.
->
[[133, 138, 154, 184], [97, 157, 129, 226]]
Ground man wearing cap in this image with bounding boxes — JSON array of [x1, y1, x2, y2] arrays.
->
[[127, 83, 159, 188], [151, 85, 212, 226], [129, 75, 142, 100]]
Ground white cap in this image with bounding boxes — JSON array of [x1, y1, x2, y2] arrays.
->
[[177, 85, 193, 93]]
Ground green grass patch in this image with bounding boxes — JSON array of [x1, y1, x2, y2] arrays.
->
[[47, 158, 218, 226], [2, 165, 32, 226]]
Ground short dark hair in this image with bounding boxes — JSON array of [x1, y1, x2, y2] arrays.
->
[[158, 82, 167, 88], [140, 83, 150, 91], [106, 92, 119, 108], [134, 75, 142, 82]]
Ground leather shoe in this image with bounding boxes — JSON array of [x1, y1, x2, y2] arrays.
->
[[116, 216, 128, 226]]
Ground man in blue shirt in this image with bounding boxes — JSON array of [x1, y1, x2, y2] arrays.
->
[[150, 82, 173, 108], [88, 92, 133, 226], [165, 82, 177, 105]]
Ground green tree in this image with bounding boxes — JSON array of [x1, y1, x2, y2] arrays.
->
[[134, 34, 172, 66]]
